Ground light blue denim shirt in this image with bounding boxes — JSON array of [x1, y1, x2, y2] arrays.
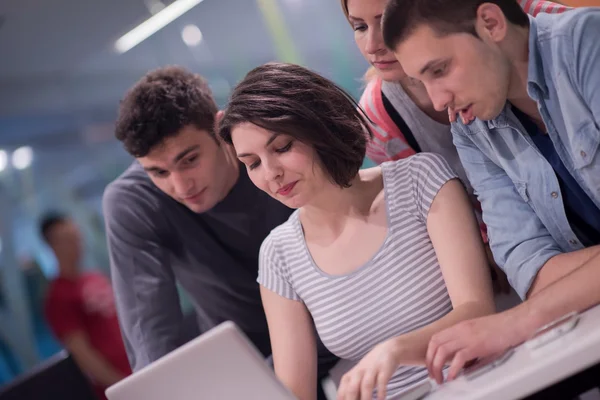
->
[[451, 9, 600, 298]]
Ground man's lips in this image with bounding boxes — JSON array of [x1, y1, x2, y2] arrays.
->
[[451, 104, 474, 124], [182, 188, 206, 202]]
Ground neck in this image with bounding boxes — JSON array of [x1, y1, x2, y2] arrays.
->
[[220, 144, 241, 198], [57, 258, 80, 280], [397, 76, 450, 125], [300, 170, 380, 234], [504, 24, 539, 117]]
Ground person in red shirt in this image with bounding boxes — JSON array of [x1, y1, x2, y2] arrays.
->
[[41, 212, 131, 399]]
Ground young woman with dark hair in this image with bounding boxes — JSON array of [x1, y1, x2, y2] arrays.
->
[[219, 62, 495, 400]]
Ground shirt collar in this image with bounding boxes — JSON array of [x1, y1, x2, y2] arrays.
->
[[483, 15, 546, 131], [526, 14, 549, 101]]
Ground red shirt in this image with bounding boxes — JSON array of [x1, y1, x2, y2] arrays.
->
[[44, 271, 131, 399]]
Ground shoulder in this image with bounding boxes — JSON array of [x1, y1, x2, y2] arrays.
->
[[561, 8, 600, 47], [359, 75, 381, 103], [259, 211, 300, 262], [383, 153, 452, 178], [103, 162, 166, 221], [536, 8, 597, 41], [520, 0, 571, 17], [358, 75, 383, 116], [45, 279, 74, 303]]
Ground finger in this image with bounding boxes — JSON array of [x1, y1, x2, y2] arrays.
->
[[360, 371, 377, 400], [426, 331, 456, 377], [376, 365, 396, 400], [341, 371, 362, 400], [337, 374, 351, 400], [426, 340, 436, 377], [447, 107, 457, 123], [431, 340, 462, 384], [447, 349, 475, 381]]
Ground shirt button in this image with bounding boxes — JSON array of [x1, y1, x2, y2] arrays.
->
[[551, 191, 559, 199], [569, 239, 578, 245], [581, 150, 587, 158]]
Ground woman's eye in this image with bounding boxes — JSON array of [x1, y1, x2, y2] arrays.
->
[[249, 160, 261, 170], [275, 141, 293, 153]]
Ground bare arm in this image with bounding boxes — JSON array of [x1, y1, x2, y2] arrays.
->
[[64, 331, 124, 387], [521, 250, 600, 334], [425, 245, 600, 383], [401, 179, 495, 364], [261, 286, 317, 400], [337, 179, 495, 399], [527, 245, 600, 297]]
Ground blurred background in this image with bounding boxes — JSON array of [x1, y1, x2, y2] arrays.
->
[[0, 0, 374, 386], [0, 0, 594, 389]]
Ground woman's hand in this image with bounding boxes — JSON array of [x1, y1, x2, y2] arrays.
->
[[336, 339, 401, 400]]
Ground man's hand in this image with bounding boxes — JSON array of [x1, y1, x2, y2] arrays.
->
[[425, 311, 531, 384], [448, 107, 476, 124], [336, 339, 401, 400]]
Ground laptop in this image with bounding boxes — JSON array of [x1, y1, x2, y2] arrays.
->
[[105, 321, 296, 400], [0, 351, 96, 400]]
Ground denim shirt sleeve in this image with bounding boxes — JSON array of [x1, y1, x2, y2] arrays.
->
[[452, 125, 562, 298], [102, 184, 185, 371], [572, 10, 600, 128]]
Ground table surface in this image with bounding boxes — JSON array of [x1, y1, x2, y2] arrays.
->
[[424, 304, 600, 400]]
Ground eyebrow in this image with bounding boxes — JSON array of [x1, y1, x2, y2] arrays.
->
[[237, 133, 281, 158], [173, 145, 200, 163], [142, 145, 200, 172], [143, 166, 163, 173], [419, 59, 444, 75], [347, 14, 382, 22]]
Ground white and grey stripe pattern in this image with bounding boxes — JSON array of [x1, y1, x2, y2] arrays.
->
[[259, 153, 457, 399]]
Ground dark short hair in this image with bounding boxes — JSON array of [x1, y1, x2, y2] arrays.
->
[[115, 66, 219, 158], [219, 62, 372, 188], [39, 212, 68, 242], [382, 0, 529, 50]]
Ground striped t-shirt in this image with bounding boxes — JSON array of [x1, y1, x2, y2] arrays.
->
[[258, 153, 457, 399]]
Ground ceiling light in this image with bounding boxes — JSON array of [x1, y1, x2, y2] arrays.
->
[[0, 150, 7, 172], [181, 24, 203, 46], [115, 0, 205, 54], [12, 146, 33, 170], [145, 0, 166, 14]]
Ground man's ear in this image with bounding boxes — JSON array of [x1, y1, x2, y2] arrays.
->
[[215, 110, 224, 123], [476, 3, 508, 43], [214, 110, 225, 139]]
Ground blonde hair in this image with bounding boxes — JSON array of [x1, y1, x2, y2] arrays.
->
[[340, 0, 380, 84], [340, 0, 350, 21]]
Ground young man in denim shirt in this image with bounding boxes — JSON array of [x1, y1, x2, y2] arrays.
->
[[382, 0, 600, 382]]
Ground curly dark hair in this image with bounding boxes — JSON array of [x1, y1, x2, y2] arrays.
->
[[219, 62, 372, 188], [115, 66, 219, 157]]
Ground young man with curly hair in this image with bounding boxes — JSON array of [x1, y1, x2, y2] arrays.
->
[[103, 67, 337, 399]]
